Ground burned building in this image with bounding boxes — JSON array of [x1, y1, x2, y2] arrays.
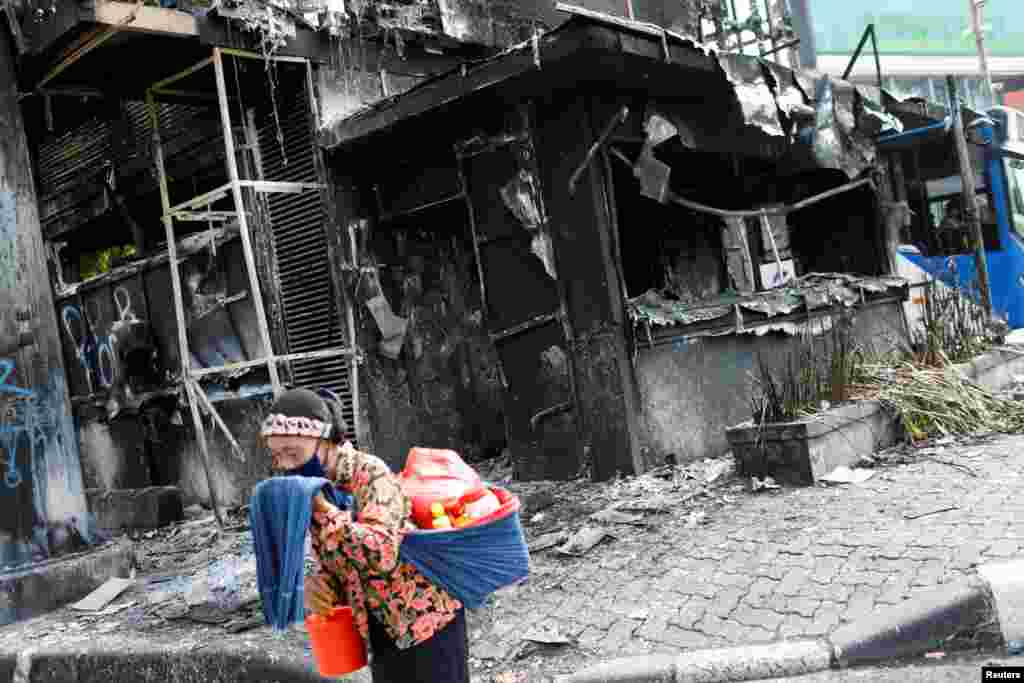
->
[[6, 0, 550, 535], [3, 0, 910, 563], [320, 7, 911, 480]]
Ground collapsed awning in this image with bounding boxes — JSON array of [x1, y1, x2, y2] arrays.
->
[[319, 5, 903, 182]]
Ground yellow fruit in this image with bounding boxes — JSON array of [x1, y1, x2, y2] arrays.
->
[[432, 515, 452, 529], [430, 502, 445, 517]]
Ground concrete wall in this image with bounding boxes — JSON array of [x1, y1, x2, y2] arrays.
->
[[0, 26, 93, 570], [356, 224, 507, 471], [77, 396, 273, 509], [635, 301, 909, 463]]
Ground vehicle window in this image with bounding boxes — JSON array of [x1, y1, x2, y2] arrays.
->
[[1005, 158, 1024, 240]]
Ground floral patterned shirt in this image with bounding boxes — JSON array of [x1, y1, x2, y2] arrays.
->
[[310, 443, 462, 650]]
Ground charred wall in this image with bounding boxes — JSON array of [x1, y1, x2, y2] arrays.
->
[[330, 135, 507, 469], [0, 25, 93, 573], [359, 213, 506, 468]]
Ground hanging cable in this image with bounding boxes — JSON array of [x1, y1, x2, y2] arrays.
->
[[263, 50, 287, 167], [231, 53, 247, 142]]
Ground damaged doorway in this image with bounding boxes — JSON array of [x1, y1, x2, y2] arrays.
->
[[456, 131, 581, 480]]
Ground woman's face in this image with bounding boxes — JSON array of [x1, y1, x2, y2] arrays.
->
[[266, 434, 318, 472]]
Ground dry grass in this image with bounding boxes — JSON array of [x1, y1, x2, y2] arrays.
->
[[853, 361, 1024, 441]]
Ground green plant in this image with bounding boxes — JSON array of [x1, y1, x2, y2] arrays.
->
[[913, 277, 991, 366], [750, 308, 865, 424]]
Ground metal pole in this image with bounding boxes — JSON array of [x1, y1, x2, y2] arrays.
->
[[147, 91, 226, 528], [347, 220, 361, 444], [947, 75, 994, 321], [968, 0, 996, 104], [212, 48, 282, 397]]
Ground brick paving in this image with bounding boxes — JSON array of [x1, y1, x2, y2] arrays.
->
[[2, 434, 1022, 682], [469, 433, 1024, 680]]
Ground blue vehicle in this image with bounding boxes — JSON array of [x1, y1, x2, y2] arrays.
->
[[878, 105, 1024, 329]]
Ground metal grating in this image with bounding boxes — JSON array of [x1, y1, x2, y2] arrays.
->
[[120, 100, 226, 204], [255, 67, 355, 441], [35, 116, 112, 229]]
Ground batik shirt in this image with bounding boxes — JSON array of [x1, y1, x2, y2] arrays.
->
[[310, 443, 462, 650]]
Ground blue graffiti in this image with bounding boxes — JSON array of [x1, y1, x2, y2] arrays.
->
[[0, 359, 55, 490], [0, 361, 96, 565], [61, 304, 120, 392]]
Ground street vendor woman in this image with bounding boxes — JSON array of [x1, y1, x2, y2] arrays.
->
[[260, 388, 470, 682]]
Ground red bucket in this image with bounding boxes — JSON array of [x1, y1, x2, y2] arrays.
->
[[305, 606, 368, 677]]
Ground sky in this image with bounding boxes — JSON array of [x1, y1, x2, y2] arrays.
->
[[809, 0, 1023, 55]]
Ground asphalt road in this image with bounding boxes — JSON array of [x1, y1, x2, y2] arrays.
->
[[760, 654, 1023, 682]]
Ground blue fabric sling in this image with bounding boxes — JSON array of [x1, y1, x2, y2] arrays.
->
[[249, 476, 347, 630], [399, 506, 530, 609]]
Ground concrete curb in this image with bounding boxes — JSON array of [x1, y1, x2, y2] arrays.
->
[[0, 644, 328, 683], [563, 558, 1023, 683], [0, 540, 134, 627], [558, 641, 832, 683]]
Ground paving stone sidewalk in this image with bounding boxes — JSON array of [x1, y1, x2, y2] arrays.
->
[[2, 434, 1021, 683], [469, 433, 1024, 681]]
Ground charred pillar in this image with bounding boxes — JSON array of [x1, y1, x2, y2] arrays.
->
[[533, 95, 644, 481], [0, 21, 93, 573]]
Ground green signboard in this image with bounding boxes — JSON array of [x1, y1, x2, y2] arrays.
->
[[813, 0, 1024, 56]]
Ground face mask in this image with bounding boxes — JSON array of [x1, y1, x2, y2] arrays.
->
[[286, 444, 327, 478]]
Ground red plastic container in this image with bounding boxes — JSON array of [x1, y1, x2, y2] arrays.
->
[[399, 448, 485, 530], [305, 606, 367, 677]]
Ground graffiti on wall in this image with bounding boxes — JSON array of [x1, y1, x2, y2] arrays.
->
[[55, 237, 266, 404], [62, 303, 109, 394], [0, 191, 16, 291], [0, 358, 93, 567], [60, 286, 147, 396], [0, 358, 33, 489]]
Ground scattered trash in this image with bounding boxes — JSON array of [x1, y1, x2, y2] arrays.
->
[[924, 651, 945, 660], [97, 600, 137, 616], [157, 602, 189, 620], [685, 511, 708, 528], [188, 604, 232, 625], [749, 476, 781, 493], [903, 504, 959, 520], [493, 672, 528, 683], [522, 627, 571, 646], [1008, 640, 1023, 656], [590, 508, 647, 526], [820, 466, 877, 485], [474, 641, 512, 661], [628, 609, 649, 620], [71, 577, 135, 611], [615, 494, 683, 513], [185, 576, 211, 607], [704, 460, 732, 485], [224, 614, 264, 633], [522, 490, 556, 515], [528, 531, 569, 553], [529, 513, 546, 524], [558, 527, 612, 556]]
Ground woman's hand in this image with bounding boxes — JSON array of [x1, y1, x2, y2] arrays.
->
[[312, 492, 338, 517], [304, 573, 338, 615]]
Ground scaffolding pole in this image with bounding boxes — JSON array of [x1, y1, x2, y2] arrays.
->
[[212, 47, 282, 397], [144, 49, 359, 525], [147, 90, 226, 528]]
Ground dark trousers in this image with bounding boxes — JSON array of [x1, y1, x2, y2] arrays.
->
[[368, 608, 470, 683]]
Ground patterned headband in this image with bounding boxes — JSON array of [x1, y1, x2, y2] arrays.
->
[[260, 413, 331, 440]]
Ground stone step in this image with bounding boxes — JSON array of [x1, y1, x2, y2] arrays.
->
[[85, 487, 184, 533]]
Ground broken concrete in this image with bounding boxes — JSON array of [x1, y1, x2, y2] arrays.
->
[[85, 488, 184, 533], [727, 400, 902, 485], [955, 346, 1024, 393], [0, 643, 328, 683], [0, 540, 133, 626]]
